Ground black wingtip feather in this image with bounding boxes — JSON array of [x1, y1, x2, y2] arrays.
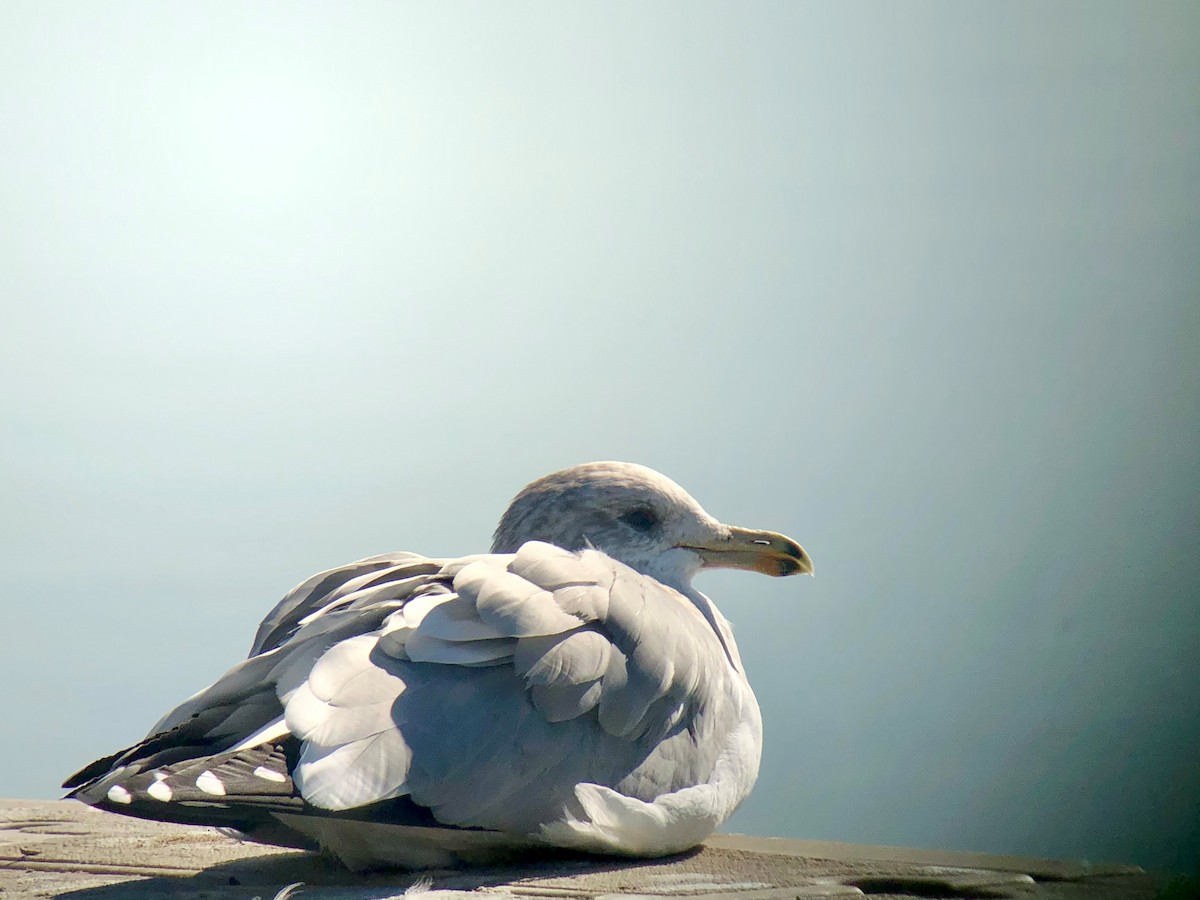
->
[[62, 712, 217, 791]]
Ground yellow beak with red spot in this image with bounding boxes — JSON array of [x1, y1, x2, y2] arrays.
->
[[682, 526, 813, 577]]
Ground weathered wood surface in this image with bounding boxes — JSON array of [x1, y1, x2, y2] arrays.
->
[[0, 799, 1156, 899]]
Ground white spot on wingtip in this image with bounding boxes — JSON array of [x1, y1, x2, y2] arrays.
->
[[196, 770, 226, 796], [146, 779, 173, 801], [253, 765, 287, 783], [106, 784, 133, 804]]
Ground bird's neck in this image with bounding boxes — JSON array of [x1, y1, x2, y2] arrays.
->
[[612, 547, 743, 674], [678, 584, 743, 674]]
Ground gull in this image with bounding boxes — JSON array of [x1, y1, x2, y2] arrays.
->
[[64, 462, 811, 870]]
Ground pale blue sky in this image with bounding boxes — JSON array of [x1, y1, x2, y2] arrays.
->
[[2, 1, 1197, 873]]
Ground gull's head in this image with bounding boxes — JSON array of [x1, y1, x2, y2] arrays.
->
[[492, 461, 811, 591]]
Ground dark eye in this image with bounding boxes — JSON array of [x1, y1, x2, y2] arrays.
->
[[619, 506, 660, 533]]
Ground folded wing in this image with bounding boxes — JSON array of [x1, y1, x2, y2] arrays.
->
[[66, 540, 739, 856]]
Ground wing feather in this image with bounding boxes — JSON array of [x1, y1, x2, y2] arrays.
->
[[403, 633, 515, 666], [458, 563, 582, 637], [251, 553, 438, 655], [514, 629, 611, 685], [529, 680, 604, 722], [293, 726, 412, 810], [416, 595, 507, 642]]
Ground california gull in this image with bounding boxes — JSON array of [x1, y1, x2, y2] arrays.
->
[[64, 461, 811, 870]]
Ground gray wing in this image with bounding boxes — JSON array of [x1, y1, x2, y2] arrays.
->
[[249, 551, 438, 657], [63, 553, 450, 791], [67, 542, 740, 852], [285, 541, 737, 833]]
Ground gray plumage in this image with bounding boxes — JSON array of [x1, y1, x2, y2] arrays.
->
[[64, 462, 810, 870]]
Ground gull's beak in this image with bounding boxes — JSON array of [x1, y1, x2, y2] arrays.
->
[[683, 526, 813, 578]]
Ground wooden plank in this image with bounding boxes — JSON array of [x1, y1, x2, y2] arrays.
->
[[706, 833, 1146, 880], [0, 799, 1158, 899]]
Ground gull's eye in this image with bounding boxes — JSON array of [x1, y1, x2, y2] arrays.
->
[[619, 506, 660, 533]]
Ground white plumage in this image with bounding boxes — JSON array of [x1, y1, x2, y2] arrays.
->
[[65, 462, 811, 870]]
